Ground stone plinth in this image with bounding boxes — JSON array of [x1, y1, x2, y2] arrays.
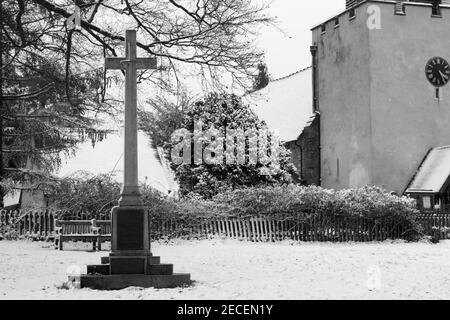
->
[[67, 207, 191, 290], [68, 253, 191, 290], [69, 274, 191, 290]]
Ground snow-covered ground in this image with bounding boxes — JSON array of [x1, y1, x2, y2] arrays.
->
[[0, 238, 450, 300]]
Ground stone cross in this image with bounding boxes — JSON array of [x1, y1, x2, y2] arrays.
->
[[67, 29, 190, 290], [105, 30, 157, 207]]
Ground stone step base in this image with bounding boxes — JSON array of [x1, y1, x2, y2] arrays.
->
[[87, 264, 110, 275], [68, 273, 191, 290], [101, 256, 161, 265], [101, 257, 109, 264], [87, 263, 174, 276], [148, 263, 173, 275]]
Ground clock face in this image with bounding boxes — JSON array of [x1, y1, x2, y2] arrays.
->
[[425, 57, 450, 87]]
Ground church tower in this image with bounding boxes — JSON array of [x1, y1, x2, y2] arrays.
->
[[347, 0, 448, 10], [311, 0, 450, 194]]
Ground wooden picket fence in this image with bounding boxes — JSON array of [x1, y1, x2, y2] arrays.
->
[[150, 215, 415, 242], [417, 213, 450, 240], [0, 210, 111, 238], [1, 210, 450, 242]]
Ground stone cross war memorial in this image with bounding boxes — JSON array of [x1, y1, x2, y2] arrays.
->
[[67, 29, 191, 290]]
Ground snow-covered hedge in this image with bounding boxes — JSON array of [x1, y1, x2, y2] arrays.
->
[[213, 185, 419, 219], [47, 174, 422, 241], [149, 185, 423, 241]]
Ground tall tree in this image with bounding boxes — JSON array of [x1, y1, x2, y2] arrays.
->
[[1, 0, 274, 197], [1, 1, 114, 195], [5, 0, 274, 91]]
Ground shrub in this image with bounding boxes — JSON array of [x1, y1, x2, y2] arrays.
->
[[169, 185, 423, 241], [47, 173, 422, 241], [141, 92, 297, 198], [0, 225, 20, 240], [48, 172, 170, 218]]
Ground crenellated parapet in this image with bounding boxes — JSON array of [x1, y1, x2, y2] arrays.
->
[[313, 0, 450, 35]]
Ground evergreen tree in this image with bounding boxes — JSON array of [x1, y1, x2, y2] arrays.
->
[[1, 3, 112, 196], [141, 93, 296, 198]]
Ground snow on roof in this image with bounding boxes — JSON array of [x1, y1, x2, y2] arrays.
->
[[406, 146, 450, 194], [244, 67, 313, 142], [3, 190, 21, 209], [56, 131, 177, 195]]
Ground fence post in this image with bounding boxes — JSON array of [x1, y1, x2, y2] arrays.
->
[[44, 210, 49, 237], [257, 217, 262, 242], [37, 211, 42, 237], [313, 214, 318, 242], [28, 211, 33, 235], [362, 217, 366, 242], [262, 217, 268, 242], [340, 216, 345, 242], [231, 219, 235, 238], [258, 217, 263, 242], [243, 219, 248, 241], [213, 219, 217, 238], [254, 217, 259, 242]]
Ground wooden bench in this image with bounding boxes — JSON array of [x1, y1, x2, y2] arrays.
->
[[93, 220, 112, 251], [54, 219, 112, 251]]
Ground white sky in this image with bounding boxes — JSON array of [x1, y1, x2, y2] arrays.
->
[[258, 0, 343, 78]]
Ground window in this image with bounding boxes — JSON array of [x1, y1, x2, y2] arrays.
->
[[321, 24, 326, 34], [394, 2, 405, 15], [349, 8, 356, 19], [432, 3, 442, 16], [334, 17, 340, 28], [423, 196, 432, 209]]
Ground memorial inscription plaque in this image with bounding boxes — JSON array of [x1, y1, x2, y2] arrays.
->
[[116, 209, 144, 251]]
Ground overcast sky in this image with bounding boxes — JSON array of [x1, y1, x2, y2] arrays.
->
[[258, 0, 344, 79]]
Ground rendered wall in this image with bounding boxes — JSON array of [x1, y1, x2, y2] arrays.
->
[[369, 2, 450, 193], [313, 1, 450, 193], [313, 3, 373, 190]]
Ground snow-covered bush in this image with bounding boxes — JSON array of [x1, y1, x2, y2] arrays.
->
[[48, 172, 167, 217], [46, 174, 422, 241], [180, 185, 423, 241], [140, 92, 297, 199], [0, 225, 20, 240]]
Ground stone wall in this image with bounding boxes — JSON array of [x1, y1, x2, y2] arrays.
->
[[285, 114, 321, 186]]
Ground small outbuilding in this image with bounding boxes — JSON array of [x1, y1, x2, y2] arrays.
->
[[405, 146, 450, 213]]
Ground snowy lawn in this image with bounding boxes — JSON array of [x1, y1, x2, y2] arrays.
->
[[0, 238, 449, 300]]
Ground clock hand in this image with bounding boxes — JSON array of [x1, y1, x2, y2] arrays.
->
[[439, 70, 449, 80]]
